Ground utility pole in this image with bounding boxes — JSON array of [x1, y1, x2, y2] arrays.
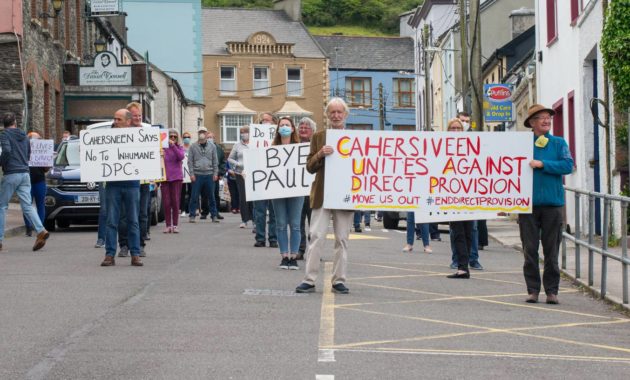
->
[[459, 0, 469, 114], [469, 0, 483, 131], [378, 83, 385, 130], [423, 24, 431, 131], [334, 47, 340, 97]]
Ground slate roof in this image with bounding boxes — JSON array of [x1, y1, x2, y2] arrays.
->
[[201, 8, 325, 58], [313, 35, 414, 71]]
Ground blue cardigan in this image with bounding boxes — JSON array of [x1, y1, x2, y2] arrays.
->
[[532, 133, 574, 207]]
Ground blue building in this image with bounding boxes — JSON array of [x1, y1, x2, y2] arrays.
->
[[314, 36, 416, 131], [123, 0, 203, 103]]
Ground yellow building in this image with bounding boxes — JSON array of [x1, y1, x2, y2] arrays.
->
[[201, 7, 328, 146]]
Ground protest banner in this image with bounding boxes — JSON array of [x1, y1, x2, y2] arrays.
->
[[250, 123, 276, 148], [324, 130, 533, 220], [182, 153, 191, 183], [243, 143, 314, 201], [28, 139, 54, 167], [79, 127, 162, 182]]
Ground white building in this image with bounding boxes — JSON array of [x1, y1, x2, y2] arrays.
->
[[535, 0, 614, 234]]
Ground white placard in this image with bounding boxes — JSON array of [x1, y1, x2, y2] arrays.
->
[[28, 139, 54, 167], [79, 127, 162, 182], [250, 124, 276, 148], [243, 143, 314, 201], [79, 52, 132, 86], [324, 130, 533, 219], [182, 153, 191, 183]]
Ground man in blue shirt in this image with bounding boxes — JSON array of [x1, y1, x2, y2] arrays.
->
[[519, 104, 574, 304]]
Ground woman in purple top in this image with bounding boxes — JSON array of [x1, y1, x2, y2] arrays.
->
[[162, 129, 186, 233]]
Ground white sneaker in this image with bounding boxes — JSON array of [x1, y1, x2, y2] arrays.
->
[[424, 246, 433, 253], [402, 244, 413, 252], [239, 222, 246, 228], [364, 226, 371, 232], [180, 211, 187, 217]]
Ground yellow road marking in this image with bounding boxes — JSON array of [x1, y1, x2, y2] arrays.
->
[[318, 262, 335, 362]]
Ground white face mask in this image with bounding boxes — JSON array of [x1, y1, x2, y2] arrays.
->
[[461, 121, 470, 131]]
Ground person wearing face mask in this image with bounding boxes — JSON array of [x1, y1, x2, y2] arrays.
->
[[252, 112, 278, 248], [269, 117, 304, 270], [22, 131, 48, 237], [200, 131, 225, 221], [161, 129, 185, 233], [180, 132, 192, 217], [296, 117, 316, 260], [228, 125, 253, 228], [187, 127, 219, 223]]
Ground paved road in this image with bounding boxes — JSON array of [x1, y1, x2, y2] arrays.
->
[[1, 214, 630, 379]]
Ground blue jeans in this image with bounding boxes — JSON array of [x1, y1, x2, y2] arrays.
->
[[139, 183, 150, 237], [353, 211, 370, 227], [255, 200, 277, 243], [105, 185, 140, 257], [0, 172, 44, 241], [451, 220, 479, 264], [97, 183, 107, 242], [23, 180, 46, 230], [272, 197, 304, 254], [189, 175, 216, 218], [406, 212, 429, 246]]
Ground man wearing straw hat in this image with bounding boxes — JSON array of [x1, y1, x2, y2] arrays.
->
[[520, 104, 573, 305]]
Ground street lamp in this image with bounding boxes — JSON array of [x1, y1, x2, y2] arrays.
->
[[94, 39, 107, 53], [40, 0, 64, 19]]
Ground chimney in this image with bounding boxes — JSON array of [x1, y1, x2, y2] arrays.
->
[[273, 0, 302, 22], [509, 8, 535, 38]]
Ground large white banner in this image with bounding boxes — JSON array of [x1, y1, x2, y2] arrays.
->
[[324, 130, 533, 219], [29, 139, 54, 167], [243, 143, 314, 201], [80, 127, 162, 182], [250, 124, 276, 148]]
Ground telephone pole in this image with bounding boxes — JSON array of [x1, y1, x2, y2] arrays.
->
[[423, 24, 431, 131], [378, 83, 385, 130], [459, 0, 469, 114], [469, 0, 483, 131]]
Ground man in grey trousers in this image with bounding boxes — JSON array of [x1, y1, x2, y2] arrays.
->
[[187, 127, 219, 223]]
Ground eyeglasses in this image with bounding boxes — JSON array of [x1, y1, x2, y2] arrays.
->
[[169, 135, 177, 139], [532, 116, 552, 122]]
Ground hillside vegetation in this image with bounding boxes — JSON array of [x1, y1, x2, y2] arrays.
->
[[202, 0, 423, 35]]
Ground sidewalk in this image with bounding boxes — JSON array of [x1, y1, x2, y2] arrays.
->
[[2, 202, 26, 239], [487, 217, 630, 312]]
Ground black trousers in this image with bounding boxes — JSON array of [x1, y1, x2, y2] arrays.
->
[[450, 221, 473, 272], [299, 196, 312, 253], [235, 174, 252, 223], [518, 206, 563, 296], [478, 220, 488, 246]]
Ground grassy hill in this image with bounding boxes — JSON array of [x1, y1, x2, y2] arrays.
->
[[202, 0, 423, 35]]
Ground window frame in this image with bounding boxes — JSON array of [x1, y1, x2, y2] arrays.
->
[[286, 67, 303, 97], [220, 65, 237, 96], [345, 77, 372, 108], [393, 78, 415, 108], [546, 0, 558, 45], [253, 66, 270, 97], [220, 114, 253, 144]]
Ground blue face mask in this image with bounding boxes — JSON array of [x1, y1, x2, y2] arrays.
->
[[278, 125, 292, 137], [183, 137, 191, 144]]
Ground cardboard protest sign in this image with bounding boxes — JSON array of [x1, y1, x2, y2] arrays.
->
[[79, 127, 162, 182], [243, 143, 314, 201], [324, 130, 533, 219], [28, 139, 54, 167], [250, 124, 276, 148]]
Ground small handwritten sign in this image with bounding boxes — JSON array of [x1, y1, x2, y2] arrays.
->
[[79, 127, 162, 182], [250, 124, 276, 148], [28, 139, 54, 167]]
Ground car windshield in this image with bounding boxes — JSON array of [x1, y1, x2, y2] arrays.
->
[[55, 142, 81, 166]]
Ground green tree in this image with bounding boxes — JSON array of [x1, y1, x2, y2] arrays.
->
[[601, 1, 630, 110]]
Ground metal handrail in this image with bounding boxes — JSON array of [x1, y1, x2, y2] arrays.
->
[[562, 186, 629, 304]]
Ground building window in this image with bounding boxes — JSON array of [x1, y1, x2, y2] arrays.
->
[[253, 66, 270, 96], [345, 77, 372, 107], [55, 90, 62, 140], [220, 66, 237, 95], [546, 0, 557, 44], [220, 114, 253, 144], [393, 125, 415, 131], [287, 68, 302, 97], [76, 0, 82, 58], [394, 78, 415, 108], [552, 98, 564, 139], [570, 0, 581, 24], [567, 92, 576, 164]]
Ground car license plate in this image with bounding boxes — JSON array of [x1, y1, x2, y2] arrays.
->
[[77, 195, 100, 204]]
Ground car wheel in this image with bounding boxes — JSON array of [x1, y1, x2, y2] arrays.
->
[[44, 219, 56, 232], [383, 212, 399, 230]]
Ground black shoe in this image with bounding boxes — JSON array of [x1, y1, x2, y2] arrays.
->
[[332, 283, 349, 294], [216, 214, 224, 220], [288, 258, 299, 270], [269, 241, 278, 248], [354, 227, 362, 233], [118, 246, 129, 257], [295, 283, 315, 293], [279, 257, 290, 269], [447, 271, 470, 279], [254, 241, 266, 248], [431, 237, 442, 242], [25, 227, 33, 237], [200, 215, 208, 220], [295, 252, 304, 260]]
